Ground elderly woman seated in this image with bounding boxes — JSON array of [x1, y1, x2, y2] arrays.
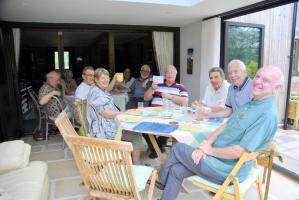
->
[[86, 68, 143, 164]]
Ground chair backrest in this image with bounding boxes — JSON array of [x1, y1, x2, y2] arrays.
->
[[28, 88, 41, 108], [47, 96, 64, 120], [65, 135, 141, 200], [55, 111, 78, 149], [73, 100, 89, 135]]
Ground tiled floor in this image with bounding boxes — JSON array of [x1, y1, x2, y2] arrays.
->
[[22, 132, 299, 200]]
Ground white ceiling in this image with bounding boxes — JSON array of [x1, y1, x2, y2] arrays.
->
[[0, 0, 263, 27]]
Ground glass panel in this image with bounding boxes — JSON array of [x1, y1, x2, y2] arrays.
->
[[54, 51, 69, 69], [226, 25, 261, 78]]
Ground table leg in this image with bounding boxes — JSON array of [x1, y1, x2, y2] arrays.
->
[[148, 134, 164, 163]]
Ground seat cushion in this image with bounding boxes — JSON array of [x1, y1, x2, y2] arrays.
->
[[0, 161, 48, 200], [133, 165, 154, 191], [0, 141, 31, 174], [188, 167, 259, 195]]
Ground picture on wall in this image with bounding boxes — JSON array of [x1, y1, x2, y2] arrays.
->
[[187, 48, 193, 74]]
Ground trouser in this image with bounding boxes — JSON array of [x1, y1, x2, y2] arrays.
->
[[158, 143, 225, 200]]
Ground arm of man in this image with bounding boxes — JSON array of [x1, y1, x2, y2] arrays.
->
[[144, 83, 157, 101], [206, 107, 232, 118], [200, 142, 245, 159], [39, 90, 60, 105], [162, 93, 188, 105]]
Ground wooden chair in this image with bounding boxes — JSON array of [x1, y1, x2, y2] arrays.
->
[[188, 151, 263, 200], [65, 135, 157, 200], [54, 111, 78, 150], [73, 100, 89, 136], [257, 141, 283, 200]]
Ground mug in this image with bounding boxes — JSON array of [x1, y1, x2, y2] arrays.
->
[[116, 73, 123, 82]]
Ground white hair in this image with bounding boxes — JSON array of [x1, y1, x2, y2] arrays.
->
[[228, 59, 246, 71]]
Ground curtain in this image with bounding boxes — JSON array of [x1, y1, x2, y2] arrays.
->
[[0, 23, 23, 141], [152, 31, 174, 76], [13, 28, 21, 71], [200, 17, 221, 99]]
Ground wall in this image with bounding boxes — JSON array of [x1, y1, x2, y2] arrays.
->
[[180, 21, 203, 103], [228, 3, 294, 121]]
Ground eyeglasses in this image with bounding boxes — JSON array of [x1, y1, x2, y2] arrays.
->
[[84, 73, 94, 77], [140, 70, 150, 73]]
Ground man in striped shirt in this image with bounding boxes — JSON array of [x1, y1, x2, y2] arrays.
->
[[144, 65, 188, 107], [144, 65, 189, 158]]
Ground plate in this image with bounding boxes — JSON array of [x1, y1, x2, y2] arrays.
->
[[126, 109, 143, 116], [119, 116, 142, 123], [179, 124, 203, 132]]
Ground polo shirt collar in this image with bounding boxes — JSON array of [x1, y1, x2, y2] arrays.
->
[[250, 96, 275, 106], [233, 76, 250, 90]]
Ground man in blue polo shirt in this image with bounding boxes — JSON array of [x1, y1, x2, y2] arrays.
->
[[206, 59, 252, 118], [156, 65, 283, 200]]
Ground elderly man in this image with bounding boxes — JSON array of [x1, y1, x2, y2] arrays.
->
[[192, 67, 230, 112], [206, 60, 252, 118], [157, 65, 283, 200], [75, 66, 95, 100], [127, 64, 152, 109], [144, 65, 189, 158], [39, 71, 65, 120], [144, 64, 188, 106]]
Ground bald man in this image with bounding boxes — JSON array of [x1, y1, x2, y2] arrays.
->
[[157, 65, 283, 200], [39, 71, 65, 120]]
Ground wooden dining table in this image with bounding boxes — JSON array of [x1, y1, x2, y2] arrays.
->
[[116, 106, 223, 163]]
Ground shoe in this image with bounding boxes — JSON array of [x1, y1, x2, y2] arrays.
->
[[149, 152, 158, 159], [146, 180, 165, 190], [155, 181, 165, 190]]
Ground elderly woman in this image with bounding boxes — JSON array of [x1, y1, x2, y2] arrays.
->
[[86, 68, 120, 139]]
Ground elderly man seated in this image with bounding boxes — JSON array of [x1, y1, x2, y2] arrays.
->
[[202, 60, 252, 118], [192, 67, 230, 113], [156, 65, 283, 200], [144, 64, 189, 158], [75, 66, 95, 100], [39, 71, 66, 120]]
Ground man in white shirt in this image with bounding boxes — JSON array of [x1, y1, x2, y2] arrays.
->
[[192, 67, 230, 112], [75, 66, 95, 100]]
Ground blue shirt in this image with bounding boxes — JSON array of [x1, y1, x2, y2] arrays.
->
[[225, 76, 253, 112], [205, 97, 278, 182], [130, 77, 152, 98]]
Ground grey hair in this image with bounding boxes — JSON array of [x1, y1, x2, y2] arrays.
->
[[82, 66, 94, 74], [94, 68, 110, 79], [228, 59, 246, 71], [165, 65, 177, 74], [209, 67, 225, 78], [46, 71, 58, 79]]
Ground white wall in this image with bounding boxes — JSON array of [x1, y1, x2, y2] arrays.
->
[[180, 21, 203, 104], [180, 18, 221, 104]]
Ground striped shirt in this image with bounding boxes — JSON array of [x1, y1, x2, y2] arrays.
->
[[225, 76, 253, 112], [151, 82, 188, 106]]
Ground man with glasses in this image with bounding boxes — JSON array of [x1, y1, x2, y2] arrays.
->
[[127, 64, 152, 109], [75, 66, 95, 100]]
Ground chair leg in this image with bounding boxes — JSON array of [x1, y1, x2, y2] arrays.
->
[[46, 122, 49, 145], [264, 154, 273, 200], [256, 175, 264, 200], [147, 169, 157, 200]]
